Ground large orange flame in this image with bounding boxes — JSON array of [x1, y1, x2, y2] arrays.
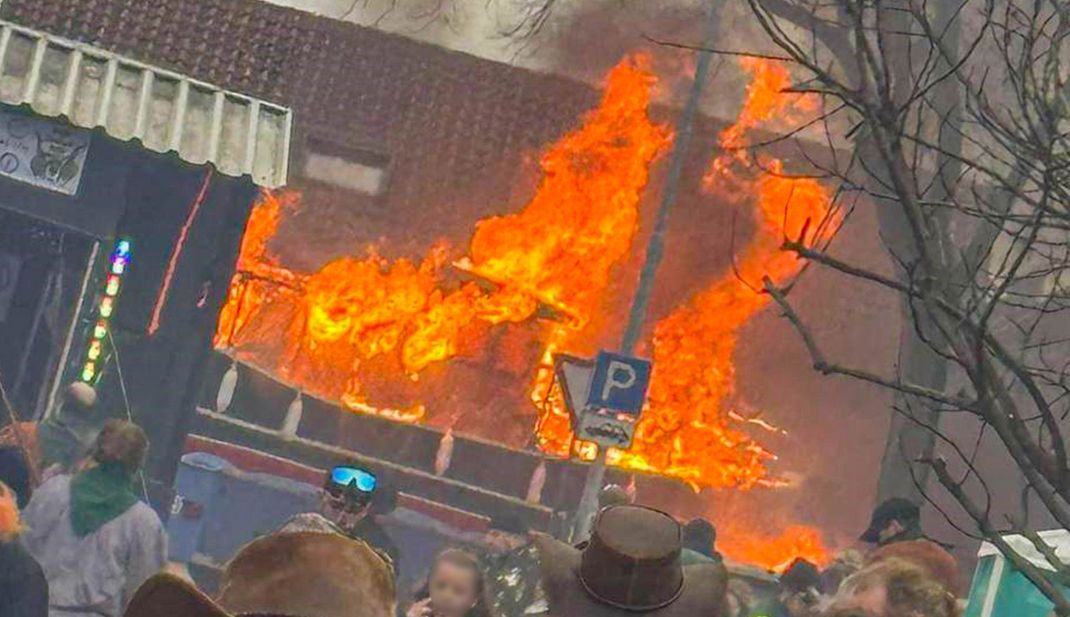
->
[[719, 524, 833, 573], [534, 58, 837, 495], [214, 53, 837, 571], [216, 55, 669, 421], [215, 57, 837, 569], [533, 57, 838, 569], [467, 56, 669, 323]]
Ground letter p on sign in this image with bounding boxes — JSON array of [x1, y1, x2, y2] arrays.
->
[[587, 351, 652, 416], [602, 361, 637, 401]]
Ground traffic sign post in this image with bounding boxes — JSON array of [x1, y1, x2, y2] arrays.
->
[[569, 7, 715, 542], [554, 354, 594, 422], [575, 351, 651, 449], [555, 352, 651, 450]]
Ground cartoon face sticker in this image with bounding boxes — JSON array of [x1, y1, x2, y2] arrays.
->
[[30, 126, 86, 187]]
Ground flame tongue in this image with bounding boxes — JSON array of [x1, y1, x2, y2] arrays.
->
[[469, 55, 671, 323]]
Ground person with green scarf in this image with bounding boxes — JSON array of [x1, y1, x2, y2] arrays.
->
[[21, 419, 167, 617]]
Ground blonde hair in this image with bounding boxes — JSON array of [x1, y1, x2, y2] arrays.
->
[[0, 481, 22, 541], [835, 557, 960, 617]]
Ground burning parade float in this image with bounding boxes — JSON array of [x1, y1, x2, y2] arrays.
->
[[0, 0, 895, 593], [11, 0, 1070, 614], [203, 53, 840, 577]]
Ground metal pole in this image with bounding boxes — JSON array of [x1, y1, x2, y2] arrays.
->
[[572, 19, 717, 541], [40, 239, 99, 421], [11, 265, 56, 403]]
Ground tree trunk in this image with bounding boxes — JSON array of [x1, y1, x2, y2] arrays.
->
[[874, 0, 964, 505], [877, 323, 947, 501]]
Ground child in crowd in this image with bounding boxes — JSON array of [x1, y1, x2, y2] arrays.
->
[[409, 549, 494, 617]]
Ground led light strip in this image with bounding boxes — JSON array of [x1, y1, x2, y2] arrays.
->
[[80, 237, 131, 383]]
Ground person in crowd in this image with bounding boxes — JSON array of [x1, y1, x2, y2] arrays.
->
[[123, 525, 396, 617], [725, 578, 756, 617], [779, 559, 823, 617], [825, 557, 960, 617], [866, 539, 962, 599], [22, 419, 167, 617], [0, 480, 48, 616], [820, 549, 864, 599], [861, 498, 961, 596], [860, 498, 928, 547], [681, 517, 723, 565], [599, 483, 632, 509], [751, 559, 822, 617], [409, 548, 494, 617], [36, 382, 100, 476], [0, 443, 33, 508], [534, 504, 729, 616], [574, 484, 634, 550], [1, 416, 41, 484], [306, 463, 402, 569], [483, 514, 546, 616]]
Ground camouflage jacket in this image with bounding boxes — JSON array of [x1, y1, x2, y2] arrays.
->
[[485, 543, 547, 617]]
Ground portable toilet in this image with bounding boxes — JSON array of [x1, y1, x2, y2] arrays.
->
[[964, 530, 1070, 617], [167, 452, 234, 564]]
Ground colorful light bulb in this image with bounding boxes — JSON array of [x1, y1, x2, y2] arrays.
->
[[105, 275, 121, 296], [93, 321, 107, 339], [99, 297, 114, 318], [87, 340, 103, 361], [115, 239, 131, 258], [111, 257, 126, 275], [81, 362, 96, 382]]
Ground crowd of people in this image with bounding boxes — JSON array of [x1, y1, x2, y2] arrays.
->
[[0, 389, 970, 617]]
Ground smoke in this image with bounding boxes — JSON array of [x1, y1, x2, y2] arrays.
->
[[262, 0, 777, 121], [260, 0, 550, 68]]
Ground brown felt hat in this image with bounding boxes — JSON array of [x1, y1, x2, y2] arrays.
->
[[124, 530, 396, 617], [536, 505, 728, 616]]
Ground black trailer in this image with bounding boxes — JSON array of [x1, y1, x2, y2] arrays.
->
[[0, 20, 291, 511]]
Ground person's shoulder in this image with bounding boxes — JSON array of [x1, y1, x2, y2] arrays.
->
[[681, 548, 716, 565], [867, 538, 960, 593], [124, 500, 165, 529], [23, 474, 70, 511], [37, 473, 71, 493], [869, 538, 955, 564]]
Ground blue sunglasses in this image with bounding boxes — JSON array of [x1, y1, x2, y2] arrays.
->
[[329, 465, 377, 493]]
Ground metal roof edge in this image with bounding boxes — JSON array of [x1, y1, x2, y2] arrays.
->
[[0, 19, 293, 188]]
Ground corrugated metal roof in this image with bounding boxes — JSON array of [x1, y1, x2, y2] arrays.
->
[[0, 19, 291, 187]]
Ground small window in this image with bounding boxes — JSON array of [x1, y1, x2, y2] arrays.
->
[[302, 141, 390, 196]]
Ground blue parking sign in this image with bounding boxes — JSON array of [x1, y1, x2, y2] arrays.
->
[[586, 351, 652, 415]]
